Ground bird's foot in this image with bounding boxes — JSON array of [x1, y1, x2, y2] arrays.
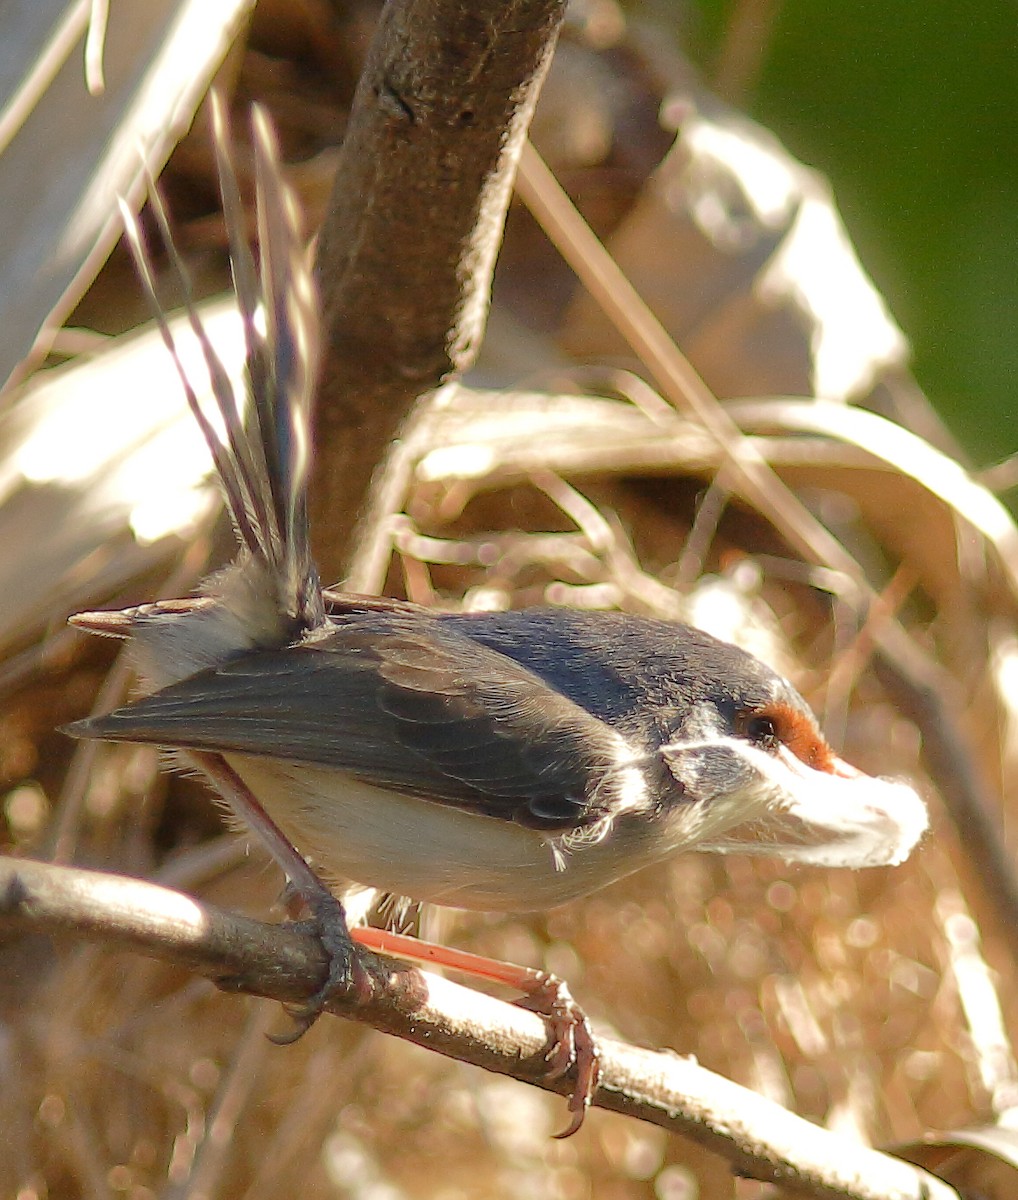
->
[[271, 884, 372, 1044], [516, 971, 601, 1138], [351, 926, 601, 1136]]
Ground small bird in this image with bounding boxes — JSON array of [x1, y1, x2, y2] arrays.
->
[[65, 99, 927, 1134]]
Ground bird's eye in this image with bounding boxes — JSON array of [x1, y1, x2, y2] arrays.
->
[[744, 714, 780, 750]]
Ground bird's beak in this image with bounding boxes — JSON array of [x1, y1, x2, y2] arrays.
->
[[670, 740, 927, 868]]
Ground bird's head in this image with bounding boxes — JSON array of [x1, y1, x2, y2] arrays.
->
[[656, 671, 927, 868]]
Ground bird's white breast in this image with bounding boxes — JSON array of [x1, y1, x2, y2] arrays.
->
[[225, 754, 674, 911]]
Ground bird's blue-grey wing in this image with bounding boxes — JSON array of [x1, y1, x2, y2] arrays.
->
[[67, 620, 656, 831]]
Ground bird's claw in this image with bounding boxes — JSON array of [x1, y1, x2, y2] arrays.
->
[[271, 889, 371, 1044], [517, 972, 601, 1137]]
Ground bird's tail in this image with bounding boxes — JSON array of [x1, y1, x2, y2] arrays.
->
[[105, 96, 324, 671]]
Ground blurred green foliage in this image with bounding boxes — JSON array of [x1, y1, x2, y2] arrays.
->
[[678, 0, 1018, 463]]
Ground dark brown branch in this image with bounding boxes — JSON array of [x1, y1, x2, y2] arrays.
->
[[875, 625, 1018, 941], [0, 857, 956, 1200], [309, 0, 567, 582]]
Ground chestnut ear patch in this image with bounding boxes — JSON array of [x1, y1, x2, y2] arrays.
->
[[740, 701, 837, 774]]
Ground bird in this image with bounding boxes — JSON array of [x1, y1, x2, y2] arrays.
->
[[64, 97, 928, 1135]]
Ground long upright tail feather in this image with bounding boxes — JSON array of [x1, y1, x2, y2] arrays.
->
[[118, 96, 323, 642], [247, 103, 322, 628]]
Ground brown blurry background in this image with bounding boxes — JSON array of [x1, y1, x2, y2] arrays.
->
[[2, 3, 1018, 1197]]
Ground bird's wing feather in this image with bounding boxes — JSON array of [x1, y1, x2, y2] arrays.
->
[[70, 619, 650, 831]]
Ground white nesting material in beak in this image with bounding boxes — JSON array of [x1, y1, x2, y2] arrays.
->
[[693, 740, 927, 868]]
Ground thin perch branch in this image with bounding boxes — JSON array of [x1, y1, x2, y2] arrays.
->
[[0, 857, 956, 1200]]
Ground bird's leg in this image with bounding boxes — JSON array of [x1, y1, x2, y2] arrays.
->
[[181, 754, 600, 1130], [187, 751, 371, 1036], [353, 926, 601, 1137]]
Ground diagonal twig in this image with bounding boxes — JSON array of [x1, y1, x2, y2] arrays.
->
[[310, 0, 569, 583]]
